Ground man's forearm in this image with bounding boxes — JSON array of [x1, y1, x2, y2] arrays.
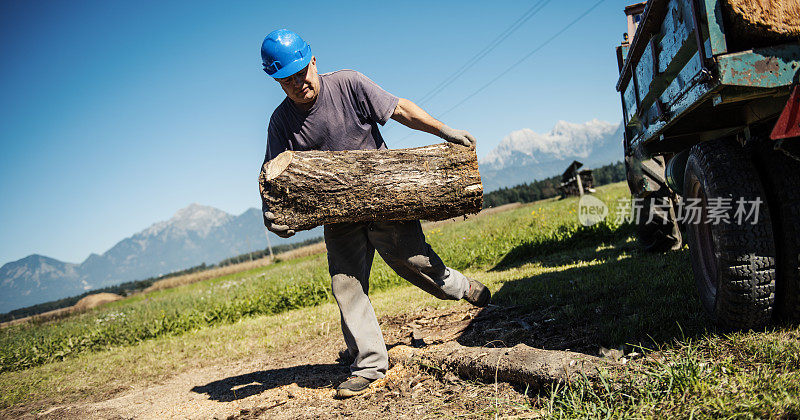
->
[[390, 98, 476, 148], [390, 98, 444, 136]]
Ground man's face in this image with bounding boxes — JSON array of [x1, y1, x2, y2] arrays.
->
[[275, 56, 320, 105]]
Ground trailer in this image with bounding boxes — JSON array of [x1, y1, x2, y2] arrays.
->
[[616, 0, 800, 329]]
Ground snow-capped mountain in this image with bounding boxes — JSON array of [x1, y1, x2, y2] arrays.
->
[[0, 205, 321, 314], [480, 119, 624, 191]]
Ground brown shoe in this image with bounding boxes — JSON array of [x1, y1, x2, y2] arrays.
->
[[464, 278, 491, 307], [335, 375, 374, 398]]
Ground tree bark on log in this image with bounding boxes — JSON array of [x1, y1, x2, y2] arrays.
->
[[721, 0, 800, 48], [388, 342, 612, 390], [259, 143, 483, 231]]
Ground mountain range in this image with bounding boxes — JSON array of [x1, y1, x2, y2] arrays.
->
[[1, 118, 624, 314], [0, 205, 321, 313], [479, 119, 623, 191]]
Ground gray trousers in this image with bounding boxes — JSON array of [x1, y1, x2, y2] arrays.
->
[[325, 220, 469, 380]]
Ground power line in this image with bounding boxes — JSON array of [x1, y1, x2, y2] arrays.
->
[[390, 0, 608, 146], [438, 0, 608, 118], [414, 0, 552, 107], [383, 0, 551, 137], [390, 0, 606, 148]]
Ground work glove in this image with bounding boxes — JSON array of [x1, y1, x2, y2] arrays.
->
[[263, 210, 295, 238], [439, 125, 477, 148]]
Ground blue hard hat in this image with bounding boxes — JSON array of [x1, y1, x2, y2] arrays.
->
[[261, 29, 312, 79]]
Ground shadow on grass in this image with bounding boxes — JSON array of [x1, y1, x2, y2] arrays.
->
[[491, 221, 636, 271], [191, 363, 348, 402], [459, 239, 713, 355]]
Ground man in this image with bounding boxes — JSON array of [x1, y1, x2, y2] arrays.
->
[[259, 29, 491, 398]]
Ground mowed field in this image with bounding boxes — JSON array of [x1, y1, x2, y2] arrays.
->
[[2, 182, 799, 418]]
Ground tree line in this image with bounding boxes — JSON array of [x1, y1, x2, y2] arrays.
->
[[482, 161, 626, 208]]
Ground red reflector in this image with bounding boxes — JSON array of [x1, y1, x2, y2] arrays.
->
[[771, 85, 800, 140]]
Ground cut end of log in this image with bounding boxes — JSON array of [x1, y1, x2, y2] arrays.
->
[[266, 151, 294, 181]]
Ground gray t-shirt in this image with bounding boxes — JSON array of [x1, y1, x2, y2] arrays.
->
[[263, 69, 400, 163]]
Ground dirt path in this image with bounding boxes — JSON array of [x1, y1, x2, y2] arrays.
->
[[30, 304, 563, 419]]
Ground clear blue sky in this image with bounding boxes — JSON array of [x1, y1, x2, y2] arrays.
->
[[0, 0, 631, 265]]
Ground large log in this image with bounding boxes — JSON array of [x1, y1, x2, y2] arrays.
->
[[388, 342, 612, 390], [721, 0, 800, 48], [259, 143, 483, 231]]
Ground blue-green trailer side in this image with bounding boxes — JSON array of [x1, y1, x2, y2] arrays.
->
[[616, 0, 800, 172]]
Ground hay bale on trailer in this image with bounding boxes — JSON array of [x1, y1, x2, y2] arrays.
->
[[722, 0, 800, 48]]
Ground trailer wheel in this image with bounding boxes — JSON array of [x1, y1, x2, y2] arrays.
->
[[636, 190, 683, 252], [625, 157, 682, 252], [756, 145, 800, 322], [684, 138, 776, 329]]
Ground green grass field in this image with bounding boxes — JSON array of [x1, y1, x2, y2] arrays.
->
[[2, 181, 799, 418]]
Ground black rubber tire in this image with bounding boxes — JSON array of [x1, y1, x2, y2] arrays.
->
[[755, 145, 800, 323], [683, 137, 776, 329], [625, 157, 682, 252]]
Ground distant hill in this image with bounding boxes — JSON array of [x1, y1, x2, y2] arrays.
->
[[0, 255, 86, 311], [0, 204, 321, 313], [479, 119, 624, 192]]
